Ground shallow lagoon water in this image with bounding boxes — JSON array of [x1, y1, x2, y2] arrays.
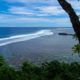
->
[[0, 27, 79, 67]]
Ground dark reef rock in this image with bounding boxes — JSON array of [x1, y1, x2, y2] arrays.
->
[[58, 33, 74, 36]]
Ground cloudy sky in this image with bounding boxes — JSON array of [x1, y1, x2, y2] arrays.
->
[[0, 0, 80, 27]]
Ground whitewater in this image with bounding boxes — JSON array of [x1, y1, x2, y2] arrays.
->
[[0, 30, 53, 47]]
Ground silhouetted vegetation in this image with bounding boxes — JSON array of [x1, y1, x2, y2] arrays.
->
[[0, 56, 80, 80]]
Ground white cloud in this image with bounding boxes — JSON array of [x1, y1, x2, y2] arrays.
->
[[0, 13, 71, 27], [6, 0, 80, 16], [37, 6, 65, 15], [67, 0, 80, 10], [8, 6, 66, 16], [9, 6, 49, 16], [9, 7, 34, 15], [1, 0, 79, 27]]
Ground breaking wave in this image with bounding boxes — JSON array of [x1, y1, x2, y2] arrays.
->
[[0, 30, 53, 46]]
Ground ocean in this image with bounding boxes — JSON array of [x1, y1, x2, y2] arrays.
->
[[0, 27, 52, 38], [0, 27, 79, 67]]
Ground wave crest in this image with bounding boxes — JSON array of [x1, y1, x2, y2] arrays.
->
[[0, 30, 53, 46]]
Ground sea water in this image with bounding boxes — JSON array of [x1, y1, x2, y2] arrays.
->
[[0, 27, 79, 67]]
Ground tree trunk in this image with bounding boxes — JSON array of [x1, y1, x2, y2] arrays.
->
[[58, 0, 80, 43]]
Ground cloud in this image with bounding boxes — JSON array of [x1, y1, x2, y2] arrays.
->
[[0, 13, 71, 27], [8, 6, 66, 16], [37, 6, 65, 15], [0, 0, 79, 27], [8, 6, 48, 16], [9, 7, 34, 15], [67, 0, 80, 10]]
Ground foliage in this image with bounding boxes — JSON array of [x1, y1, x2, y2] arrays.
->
[[72, 44, 80, 54], [0, 56, 80, 80]]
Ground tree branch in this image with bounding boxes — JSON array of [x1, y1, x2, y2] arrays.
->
[[58, 0, 80, 43]]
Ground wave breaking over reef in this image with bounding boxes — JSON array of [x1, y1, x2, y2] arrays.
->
[[0, 30, 53, 46]]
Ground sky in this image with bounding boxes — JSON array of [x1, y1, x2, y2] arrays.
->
[[0, 0, 80, 27]]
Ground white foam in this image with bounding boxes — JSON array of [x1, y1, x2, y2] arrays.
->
[[0, 30, 53, 46]]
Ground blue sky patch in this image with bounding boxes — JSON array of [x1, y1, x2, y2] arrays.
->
[[0, 0, 80, 27]]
